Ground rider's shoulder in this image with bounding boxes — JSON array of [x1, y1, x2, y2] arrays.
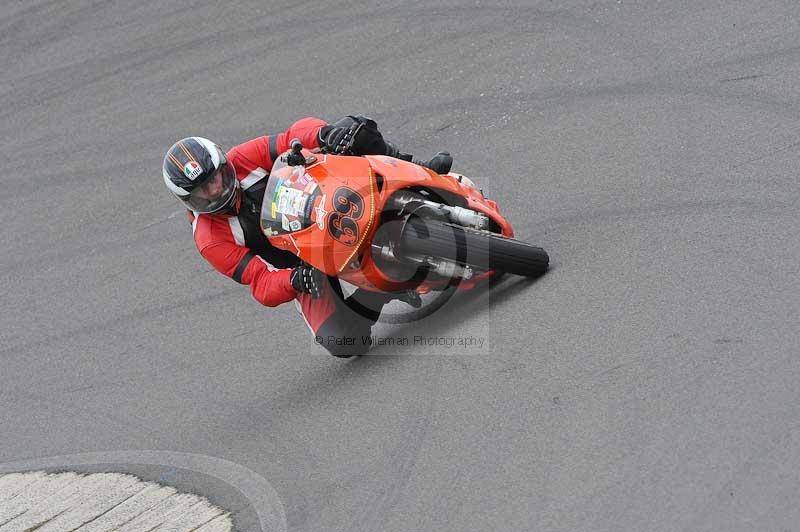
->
[[227, 137, 270, 169], [190, 212, 236, 247]]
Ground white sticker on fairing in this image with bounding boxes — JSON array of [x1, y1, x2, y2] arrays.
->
[[315, 194, 327, 230], [281, 214, 291, 230], [183, 161, 203, 180], [276, 186, 308, 217]]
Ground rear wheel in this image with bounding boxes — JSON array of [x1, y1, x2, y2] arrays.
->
[[399, 217, 549, 277]]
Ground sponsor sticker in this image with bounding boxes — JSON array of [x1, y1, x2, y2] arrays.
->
[[289, 220, 302, 231], [276, 186, 308, 217], [315, 194, 327, 230], [183, 161, 203, 180], [281, 214, 291, 231], [271, 180, 284, 203]]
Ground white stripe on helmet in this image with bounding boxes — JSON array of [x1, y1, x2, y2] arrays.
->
[[193, 137, 221, 168], [163, 168, 190, 196]]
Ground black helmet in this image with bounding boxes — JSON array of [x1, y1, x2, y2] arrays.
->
[[162, 137, 238, 213]]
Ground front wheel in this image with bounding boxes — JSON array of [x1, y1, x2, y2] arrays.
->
[[398, 218, 549, 277]]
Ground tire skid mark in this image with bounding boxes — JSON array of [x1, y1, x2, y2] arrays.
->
[[0, 288, 237, 360], [720, 74, 764, 83], [352, 357, 444, 530]]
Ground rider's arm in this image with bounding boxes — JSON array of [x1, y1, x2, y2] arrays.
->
[[229, 117, 327, 171], [193, 217, 297, 307], [200, 241, 296, 307]]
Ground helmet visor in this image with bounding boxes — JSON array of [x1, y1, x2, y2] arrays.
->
[[183, 163, 237, 213]]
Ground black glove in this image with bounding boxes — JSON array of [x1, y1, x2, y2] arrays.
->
[[290, 264, 325, 298], [318, 115, 394, 156]]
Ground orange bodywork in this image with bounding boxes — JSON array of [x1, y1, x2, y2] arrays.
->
[[268, 152, 514, 293]]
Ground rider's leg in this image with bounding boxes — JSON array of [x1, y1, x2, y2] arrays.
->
[[319, 115, 454, 174], [295, 277, 392, 358]]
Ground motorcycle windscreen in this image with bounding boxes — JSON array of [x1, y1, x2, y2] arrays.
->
[[260, 162, 321, 236]]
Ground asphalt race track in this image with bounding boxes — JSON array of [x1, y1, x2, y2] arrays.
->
[[2, 1, 800, 531]]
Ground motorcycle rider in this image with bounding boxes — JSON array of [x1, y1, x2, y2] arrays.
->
[[162, 115, 453, 357]]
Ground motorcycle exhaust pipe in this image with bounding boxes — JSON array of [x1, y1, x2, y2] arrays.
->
[[387, 193, 489, 229], [379, 242, 473, 280]]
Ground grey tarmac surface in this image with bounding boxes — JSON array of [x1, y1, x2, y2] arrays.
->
[[2, 1, 800, 531]]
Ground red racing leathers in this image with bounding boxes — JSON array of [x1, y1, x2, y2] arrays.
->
[[187, 117, 386, 355], [188, 117, 325, 307]]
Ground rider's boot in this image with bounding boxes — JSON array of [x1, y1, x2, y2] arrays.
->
[[385, 142, 454, 174], [349, 287, 423, 310], [392, 289, 423, 308], [414, 152, 453, 174]]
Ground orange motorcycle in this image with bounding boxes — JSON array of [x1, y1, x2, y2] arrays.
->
[[260, 141, 548, 303]]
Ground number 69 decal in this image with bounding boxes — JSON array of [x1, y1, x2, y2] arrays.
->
[[327, 187, 364, 246]]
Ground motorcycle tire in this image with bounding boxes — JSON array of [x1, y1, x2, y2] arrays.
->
[[399, 217, 549, 277]]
